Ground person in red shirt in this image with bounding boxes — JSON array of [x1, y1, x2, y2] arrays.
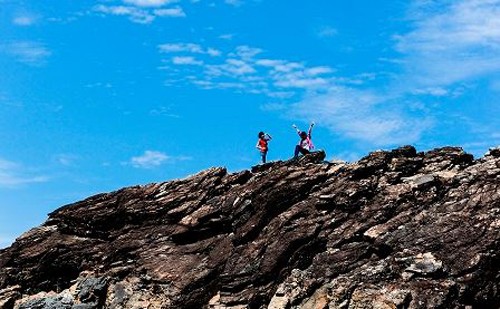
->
[[256, 131, 272, 163]]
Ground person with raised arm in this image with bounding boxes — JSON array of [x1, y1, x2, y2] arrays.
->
[[292, 122, 314, 158]]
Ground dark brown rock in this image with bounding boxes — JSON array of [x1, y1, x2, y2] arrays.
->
[[0, 147, 499, 308]]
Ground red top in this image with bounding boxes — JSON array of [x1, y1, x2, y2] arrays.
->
[[258, 138, 268, 152]]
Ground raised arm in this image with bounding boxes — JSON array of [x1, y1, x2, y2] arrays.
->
[[292, 124, 301, 135], [308, 122, 315, 137]]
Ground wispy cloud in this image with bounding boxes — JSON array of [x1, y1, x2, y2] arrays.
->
[[94, 0, 185, 24], [123, 0, 179, 7], [128, 150, 191, 169], [12, 14, 37, 26], [224, 0, 262, 7], [219, 34, 235, 40], [292, 87, 433, 146], [94, 5, 154, 23], [158, 42, 341, 97], [317, 26, 338, 38], [156, 40, 438, 147], [396, 0, 500, 88], [149, 106, 181, 118], [0, 93, 22, 107], [85, 82, 113, 89], [294, 0, 500, 147], [155, 0, 500, 149], [0, 158, 49, 187], [159, 43, 221, 56], [53, 154, 79, 166], [1, 41, 51, 66], [225, 0, 244, 6], [154, 7, 185, 17], [172, 56, 203, 65]]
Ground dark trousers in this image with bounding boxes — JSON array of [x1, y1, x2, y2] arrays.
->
[[261, 151, 268, 163], [294, 145, 310, 157]]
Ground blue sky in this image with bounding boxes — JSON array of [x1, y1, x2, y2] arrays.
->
[[1, 0, 499, 248]]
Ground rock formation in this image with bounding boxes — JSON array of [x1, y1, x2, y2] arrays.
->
[[0, 146, 499, 308]]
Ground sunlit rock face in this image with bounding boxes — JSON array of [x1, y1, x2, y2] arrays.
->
[[0, 146, 499, 309]]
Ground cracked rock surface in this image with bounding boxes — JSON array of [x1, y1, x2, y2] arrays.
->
[[0, 146, 499, 308]]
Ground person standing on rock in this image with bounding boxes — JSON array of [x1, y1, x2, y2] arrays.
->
[[256, 131, 272, 163], [292, 122, 315, 158]]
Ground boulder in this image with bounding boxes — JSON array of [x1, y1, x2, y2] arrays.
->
[[0, 148, 498, 308]]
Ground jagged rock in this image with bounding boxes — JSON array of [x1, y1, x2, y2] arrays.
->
[[75, 277, 108, 306], [404, 252, 443, 277], [15, 290, 74, 309], [486, 147, 500, 158], [0, 286, 20, 309], [0, 146, 499, 308]]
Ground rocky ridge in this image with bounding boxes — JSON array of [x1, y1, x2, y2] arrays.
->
[[0, 146, 499, 308]]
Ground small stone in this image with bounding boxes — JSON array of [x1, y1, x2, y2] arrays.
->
[[405, 252, 443, 276], [403, 174, 435, 187]]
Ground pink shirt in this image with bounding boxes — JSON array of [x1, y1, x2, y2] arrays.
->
[[299, 137, 313, 150]]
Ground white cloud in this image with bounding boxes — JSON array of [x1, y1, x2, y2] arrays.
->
[[207, 48, 221, 57], [96, 5, 135, 16], [232, 45, 263, 60], [332, 151, 362, 163], [396, 0, 500, 87], [291, 87, 433, 146], [1, 41, 51, 65], [158, 43, 340, 96], [274, 75, 328, 89], [157, 40, 432, 147], [154, 7, 185, 17], [53, 154, 79, 166], [411, 87, 449, 97], [255, 59, 284, 67], [219, 34, 234, 40], [192, 80, 246, 90], [225, 0, 243, 6], [0, 158, 49, 187], [12, 15, 36, 26], [159, 43, 203, 53], [0, 159, 17, 172], [159, 43, 220, 56], [94, 5, 155, 24], [256, 59, 304, 73], [0, 93, 22, 107], [155, 41, 436, 146], [154, 0, 500, 150], [94, 2, 186, 23], [224, 59, 256, 75], [129, 151, 191, 169], [172, 56, 203, 65], [305, 66, 334, 76], [123, 0, 178, 7], [269, 64, 336, 90], [130, 151, 169, 168], [317, 26, 338, 38], [85, 82, 113, 89], [149, 106, 181, 117]]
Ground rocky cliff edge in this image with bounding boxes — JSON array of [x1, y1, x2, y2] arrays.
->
[[0, 146, 499, 308]]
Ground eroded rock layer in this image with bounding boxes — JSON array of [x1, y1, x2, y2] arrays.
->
[[0, 146, 499, 308]]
